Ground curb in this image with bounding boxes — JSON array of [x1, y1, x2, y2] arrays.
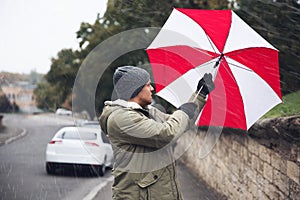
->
[[0, 128, 27, 146]]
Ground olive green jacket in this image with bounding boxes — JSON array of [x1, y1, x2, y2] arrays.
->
[[100, 94, 206, 200]]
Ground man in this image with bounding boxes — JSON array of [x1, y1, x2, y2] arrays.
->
[[100, 66, 214, 200]]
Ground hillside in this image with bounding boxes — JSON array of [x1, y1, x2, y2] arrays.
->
[[263, 91, 300, 118]]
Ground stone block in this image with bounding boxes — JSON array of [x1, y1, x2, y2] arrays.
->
[[256, 173, 266, 191], [243, 192, 254, 200], [251, 154, 259, 172], [231, 186, 241, 199], [273, 169, 289, 196], [273, 190, 286, 200], [243, 146, 250, 164], [256, 189, 269, 200], [264, 183, 287, 200], [214, 140, 223, 158], [222, 134, 232, 147], [264, 183, 276, 197], [252, 154, 264, 175], [259, 145, 271, 164], [289, 178, 300, 199], [231, 152, 241, 176], [245, 166, 256, 183], [248, 138, 259, 156], [223, 176, 232, 197], [270, 151, 287, 173], [248, 180, 258, 196], [258, 159, 264, 175], [287, 160, 300, 184], [263, 163, 273, 182], [232, 140, 240, 153], [238, 163, 246, 183]]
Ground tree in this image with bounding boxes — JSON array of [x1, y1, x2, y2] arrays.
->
[[28, 70, 44, 85], [34, 82, 63, 111], [236, 0, 300, 94], [38, 49, 81, 110], [0, 89, 12, 112]]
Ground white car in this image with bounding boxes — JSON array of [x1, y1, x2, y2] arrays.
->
[[55, 108, 72, 116], [46, 127, 113, 176]]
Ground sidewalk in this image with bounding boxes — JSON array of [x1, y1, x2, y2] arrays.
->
[[177, 161, 226, 200]]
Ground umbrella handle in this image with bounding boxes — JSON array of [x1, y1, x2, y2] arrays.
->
[[193, 85, 205, 102]]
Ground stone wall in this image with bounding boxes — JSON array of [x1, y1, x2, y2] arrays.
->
[[176, 115, 300, 199]]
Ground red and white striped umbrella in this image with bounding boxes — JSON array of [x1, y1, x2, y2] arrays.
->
[[147, 8, 282, 130]]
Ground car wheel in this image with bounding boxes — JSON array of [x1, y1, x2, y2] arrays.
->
[[98, 164, 106, 177], [91, 164, 105, 176], [46, 162, 56, 174], [93, 155, 107, 176]]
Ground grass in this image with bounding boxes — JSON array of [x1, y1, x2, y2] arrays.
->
[[262, 90, 300, 119]]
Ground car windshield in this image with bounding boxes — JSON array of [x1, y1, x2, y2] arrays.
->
[[58, 130, 97, 140]]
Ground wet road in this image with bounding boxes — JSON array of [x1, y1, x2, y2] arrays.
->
[[0, 114, 112, 200]]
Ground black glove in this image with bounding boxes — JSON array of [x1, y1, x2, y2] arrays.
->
[[179, 102, 197, 119], [197, 73, 215, 97]]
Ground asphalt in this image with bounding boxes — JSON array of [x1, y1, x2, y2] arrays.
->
[[0, 115, 226, 200]]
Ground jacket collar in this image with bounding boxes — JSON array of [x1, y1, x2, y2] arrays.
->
[[104, 99, 151, 110]]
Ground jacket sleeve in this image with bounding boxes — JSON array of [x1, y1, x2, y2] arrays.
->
[[108, 93, 206, 149], [108, 108, 190, 149]]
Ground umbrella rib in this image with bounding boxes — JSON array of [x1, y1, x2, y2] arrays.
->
[[205, 34, 218, 55], [192, 47, 215, 57], [221, 60, 255, 91], [196, 59, 219, 68], [226, 61, 254, 73], [220, 61, 238, 85]]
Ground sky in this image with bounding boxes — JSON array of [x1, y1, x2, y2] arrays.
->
[[0, 0, 108, 74]]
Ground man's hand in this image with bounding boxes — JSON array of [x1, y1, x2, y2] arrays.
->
[[197, 73, 215, 97]]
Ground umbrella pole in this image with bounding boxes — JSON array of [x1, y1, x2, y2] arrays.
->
[[193, 86, 204, 101], [212, 53, 223, 79]]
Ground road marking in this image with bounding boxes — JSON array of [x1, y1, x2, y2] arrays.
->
[[82, 176, 114, 200]]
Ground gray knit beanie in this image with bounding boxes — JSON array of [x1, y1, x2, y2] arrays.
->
[[113, 66, 150, 101]]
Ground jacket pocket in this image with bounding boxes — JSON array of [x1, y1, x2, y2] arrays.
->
[[137, 169, 165, 188]]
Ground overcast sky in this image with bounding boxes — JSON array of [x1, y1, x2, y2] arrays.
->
[[0, 0, 107, 74]]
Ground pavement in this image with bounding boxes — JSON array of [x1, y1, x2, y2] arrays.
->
[[0, 114, 226, 200]]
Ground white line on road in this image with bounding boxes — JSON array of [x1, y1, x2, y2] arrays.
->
[[83, 176, 114, 200]]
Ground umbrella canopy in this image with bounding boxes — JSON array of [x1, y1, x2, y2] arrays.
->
[[147, 8, 282, 130]]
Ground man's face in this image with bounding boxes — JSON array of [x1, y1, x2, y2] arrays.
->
[[135, 81, 154, 107]]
